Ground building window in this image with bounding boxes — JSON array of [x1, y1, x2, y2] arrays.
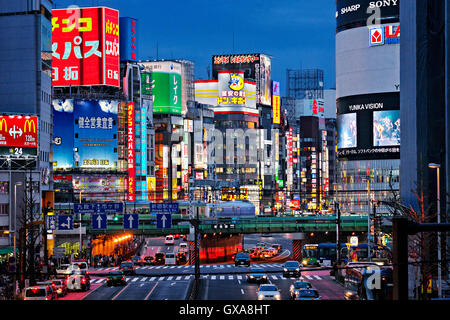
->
[[0, 204, 8, 215], [0, 182, 8, 194]]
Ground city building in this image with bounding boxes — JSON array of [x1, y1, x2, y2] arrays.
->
[[335, 0, 400, 218], [400, 0, 449, 298], [0, 0, 53, 259]]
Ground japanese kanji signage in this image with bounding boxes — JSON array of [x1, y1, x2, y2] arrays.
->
[[272, 81, 281, 124], [52, 7, 120, 87], [127, 102, 135, 201], [0, 115, 38, 158], [119, 17, 138, 62]]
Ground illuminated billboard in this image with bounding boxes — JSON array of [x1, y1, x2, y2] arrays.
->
[[0, 115, 38, 157], [141, 61, 182, 115], [337, 92, 400, 160], [337, 113, 357, 149], [127, 102, 135, 201], [52, 7, 120, 87], [272, 81, 281, 124], [373, 110, 400, 146], [52, 99, 74, 169], [212, 53, 271, 106], [74, 100, 118, 170], [119, 17, 138, 62]]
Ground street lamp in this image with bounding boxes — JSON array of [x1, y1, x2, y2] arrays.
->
[[428, 163, 441, 298]]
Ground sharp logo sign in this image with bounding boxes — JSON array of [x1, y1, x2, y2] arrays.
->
[[370, 24, 399, 46]]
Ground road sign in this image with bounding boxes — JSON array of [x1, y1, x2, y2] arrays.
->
[[151, 203, 179, 214], [91, 214, 107, 230], [124, 214, 139, 229], [46, 215, 56, 230], [74, 203, 124, 214], [57, 215, 73, 230], [156, 213, 172, 229]]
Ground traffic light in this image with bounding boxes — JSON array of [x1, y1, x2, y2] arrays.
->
[[113, 214, 119, 222]]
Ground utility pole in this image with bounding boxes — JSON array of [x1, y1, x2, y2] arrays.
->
[[335, 201, 341, 265]]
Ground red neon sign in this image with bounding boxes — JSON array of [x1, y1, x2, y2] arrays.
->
[[0, 115, 38, 148], [127, 102, 135, 201], [52, 7, 119, 87]]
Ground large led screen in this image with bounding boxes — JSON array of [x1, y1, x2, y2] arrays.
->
[[52, 99, 74, 169], [373, 110, 400, 146], [53, 99, 119, 171], [74, 100, 118, 170], [337, 113, 357, 149], [0, 115, 38, 158]]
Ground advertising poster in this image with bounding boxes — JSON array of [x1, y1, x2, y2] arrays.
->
[[272, 81, 281, 124], [212, 53, 270, 105], [73, 100, 118, 170], [373, 110, 400, 146], [52, 7, 120, 87], [337, 113, 357, 149], [52, 99, 74, 169], [0, 115, 38, 157]]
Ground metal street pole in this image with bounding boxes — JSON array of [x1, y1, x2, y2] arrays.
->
[[13, 182, 22, 300], [79, 190, 82, 257], [429, 163, 442, 298]]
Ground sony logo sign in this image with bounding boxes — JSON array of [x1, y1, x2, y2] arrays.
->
[[369, 0, 399, 9]]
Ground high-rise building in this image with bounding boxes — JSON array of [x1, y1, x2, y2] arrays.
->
[[0, 0, 53, 255], [400, 0, 449, 298], [335, 0, 400, 217]]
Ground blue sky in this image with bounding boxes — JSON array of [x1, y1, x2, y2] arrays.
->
[[53, 0, 336, 95]]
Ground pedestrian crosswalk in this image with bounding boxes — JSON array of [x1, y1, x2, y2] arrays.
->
[[90, 273, 326, 284], [91, 263, 286, 272]]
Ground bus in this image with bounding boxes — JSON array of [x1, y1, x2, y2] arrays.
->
[[348, 243, 392, 265], [344, 263, 393, 300], [302, 243, 349, 267]]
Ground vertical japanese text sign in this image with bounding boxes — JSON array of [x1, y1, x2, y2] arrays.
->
[[52, 7, 120, 87], [127, 102, 135, 201]]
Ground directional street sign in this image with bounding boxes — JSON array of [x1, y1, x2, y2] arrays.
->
[[74, 203, 124, 214], [156, 213, 172, 229], [46, 215, 56, 230], [151, 203, 179, 214], [91, 214, 107, 230], [124, 214, 139, 230], [57, 215, 73, 230]]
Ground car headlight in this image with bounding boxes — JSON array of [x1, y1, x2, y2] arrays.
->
[[296, 268, 300, 271], [262, 275, 267, 278], [249, 276, 254, 278], [275, 294, 281, 300], [283, 268, 287, 272], [258, 294, 265, 300]]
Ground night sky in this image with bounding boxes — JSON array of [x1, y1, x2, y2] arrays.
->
[[52, 0, 336, 95]]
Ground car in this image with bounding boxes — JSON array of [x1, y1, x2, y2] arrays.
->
[[155, 252, 165, 265], [66, 271, 91, 292], [131, 256, 145, 266], [165, 252, 176, 265], [289, 281, 312, 299], [23, 285, 57, 300], [181, 235, 188, 241], [165, 235, 175, 245], [176, 252, 187, 264], [174, 234, 180, 240], [178, 242, 188, 253], [143, 256, 155, 266], [106, 271, 126, 286], [257, 284, 281, 300], [295, 288, 321, 300], [71, 260, 89, 273], [283, 261, 301, 278], [271, 244, 282, 253], [51, 279, 68, 297], [56, 264, 74, 276], [246, 268, 268, 283], [119, 261, 136, 275], [259, 249, 273, 259], [235, 252, 251, 267]]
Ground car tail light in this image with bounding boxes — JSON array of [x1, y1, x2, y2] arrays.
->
[[45, 296, 50, 300], [121, 276, 124, 281], [81, 278, 86, 284]]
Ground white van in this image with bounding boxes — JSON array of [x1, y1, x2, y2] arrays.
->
[[165, 235, 175, 245], [165, 252, 176, 265], [178, 242, 188, 253]]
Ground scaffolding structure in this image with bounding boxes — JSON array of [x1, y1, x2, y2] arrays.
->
[[286, 69, 324, 100]]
